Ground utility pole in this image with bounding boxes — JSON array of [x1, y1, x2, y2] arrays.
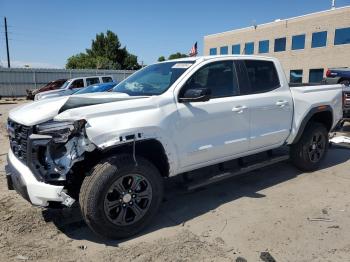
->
[[4, 17, 11, 68]]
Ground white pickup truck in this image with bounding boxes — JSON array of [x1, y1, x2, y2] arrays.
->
[[6, 56, 343, 239]]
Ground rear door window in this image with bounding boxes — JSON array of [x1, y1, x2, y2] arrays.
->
[[244, 60, 280, 94], [70, 79, 84, 89], [102, 77, 113, 83], [86, 77, 100, 86]]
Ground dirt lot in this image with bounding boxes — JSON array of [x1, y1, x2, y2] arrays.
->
[[1, 101, 350, 261]]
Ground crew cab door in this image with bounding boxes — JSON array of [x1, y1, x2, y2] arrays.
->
[[175, 60, 250, 169], [238, 59, 293, 150]]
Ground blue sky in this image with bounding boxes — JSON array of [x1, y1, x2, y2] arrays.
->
[[0, 0, 349, 68]]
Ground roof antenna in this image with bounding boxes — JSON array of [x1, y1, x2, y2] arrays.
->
[[331, 0, 336, 10], [252, 20, 257, 30]]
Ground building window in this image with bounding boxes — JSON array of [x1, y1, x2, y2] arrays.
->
[[334, 27, 350, 45], [312, 31, 327, 48], [232, 44, 240, 54], [258, 40, 269, 53], [244, 42, 254, 54], [209, 48, 217, 55], [309, 69, 324, 83], [220, 46, 228, 55], [292, 34, 305, 50], [274, 37, 286, 52], [290, 70, 303, 83]]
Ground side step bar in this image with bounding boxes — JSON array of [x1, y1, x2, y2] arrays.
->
[[187, 155, 290, 191]]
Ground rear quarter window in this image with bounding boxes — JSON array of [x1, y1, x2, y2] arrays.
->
[[86, 77, 100, 86], [244, 60, 280, 94], [102, 77, 113, 83]]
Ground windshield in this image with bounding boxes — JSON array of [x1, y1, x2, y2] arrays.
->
[[60, 80, 72, 89], [74, 83, 116, 94], [112, 61, 194, 96]]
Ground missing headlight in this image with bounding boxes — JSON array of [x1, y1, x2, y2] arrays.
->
[[36, 120, 85, 143]]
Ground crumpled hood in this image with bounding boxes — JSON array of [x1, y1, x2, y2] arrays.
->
[[8, 92, 148, 126], [9, 96, 70, 126]]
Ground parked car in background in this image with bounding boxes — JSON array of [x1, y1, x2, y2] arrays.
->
[[34, 75, 114, 100], [73, 82, 117, 95], [325, 68, 350, 124], [6, 56, 343, 239], [325, 68, 350, 86], [339, 85, 350, 123], [26, 79, 67, 100]]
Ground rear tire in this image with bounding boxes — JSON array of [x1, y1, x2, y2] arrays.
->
[[79, 154, 163, 239], [290, 122, 328, 171]]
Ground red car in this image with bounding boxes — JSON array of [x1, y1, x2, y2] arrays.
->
[[26, 79, 67, 100]]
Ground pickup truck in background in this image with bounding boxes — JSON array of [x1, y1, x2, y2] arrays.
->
[[6, 56, 343, 239], [340, 85, 350, 123], [34, 75, 114, 100], [325, 68, 350, 86], [325, 68, 350, 121]]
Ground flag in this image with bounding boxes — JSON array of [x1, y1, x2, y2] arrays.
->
[[189, 42, 198, 57]]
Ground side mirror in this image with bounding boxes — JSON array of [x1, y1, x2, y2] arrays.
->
[[179, 88, 211, 103]]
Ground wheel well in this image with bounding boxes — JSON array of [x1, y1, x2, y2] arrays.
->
[[309, 111, 333, 132], [66, 139, 170, 199], [292, 109, 333, 144], [101, 139, 170, 177]]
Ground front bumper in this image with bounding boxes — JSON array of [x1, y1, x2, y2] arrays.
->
[[5, 148, 65, 207]]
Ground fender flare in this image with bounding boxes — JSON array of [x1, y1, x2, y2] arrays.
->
[[291, 105, 333, 144]]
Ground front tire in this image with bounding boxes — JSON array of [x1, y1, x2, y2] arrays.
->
[[79, 154, 163, 239], [290, 122, 328, 171]]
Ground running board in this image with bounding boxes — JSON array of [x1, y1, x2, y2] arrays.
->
[[187, 155, 290, 191]]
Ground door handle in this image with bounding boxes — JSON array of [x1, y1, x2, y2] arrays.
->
[[232, 105, 247, 113], [276, 100, 289, 107]]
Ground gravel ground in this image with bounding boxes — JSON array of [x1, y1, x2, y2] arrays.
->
[[1, 100, 350, 261]]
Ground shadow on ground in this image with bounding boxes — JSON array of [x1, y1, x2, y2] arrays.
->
[[41, 147, 350, 246]]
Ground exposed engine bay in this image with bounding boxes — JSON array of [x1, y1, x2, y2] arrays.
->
[[8, 118, 96, 183]]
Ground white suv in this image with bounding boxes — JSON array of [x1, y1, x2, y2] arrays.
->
[[34, 75, 114, 100]]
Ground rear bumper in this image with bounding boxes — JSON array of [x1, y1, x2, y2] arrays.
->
[[5, 149, 65, 207]]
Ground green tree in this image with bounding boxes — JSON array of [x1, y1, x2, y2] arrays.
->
[[66, 53, 96, 69], [66, 30, 140, 70], [158, 56, 166, 62], [124, 53, 142, 70], [168, 52, 188, 60]]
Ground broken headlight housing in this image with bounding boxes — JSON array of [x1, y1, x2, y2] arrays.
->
[[36, 120, 85, 143]]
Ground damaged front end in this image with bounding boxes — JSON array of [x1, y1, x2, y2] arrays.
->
[[7, 117, 96, 208], [28, 120, 96, 182]]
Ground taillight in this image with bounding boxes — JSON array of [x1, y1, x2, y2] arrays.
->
[[326, 69, 332, 77]]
